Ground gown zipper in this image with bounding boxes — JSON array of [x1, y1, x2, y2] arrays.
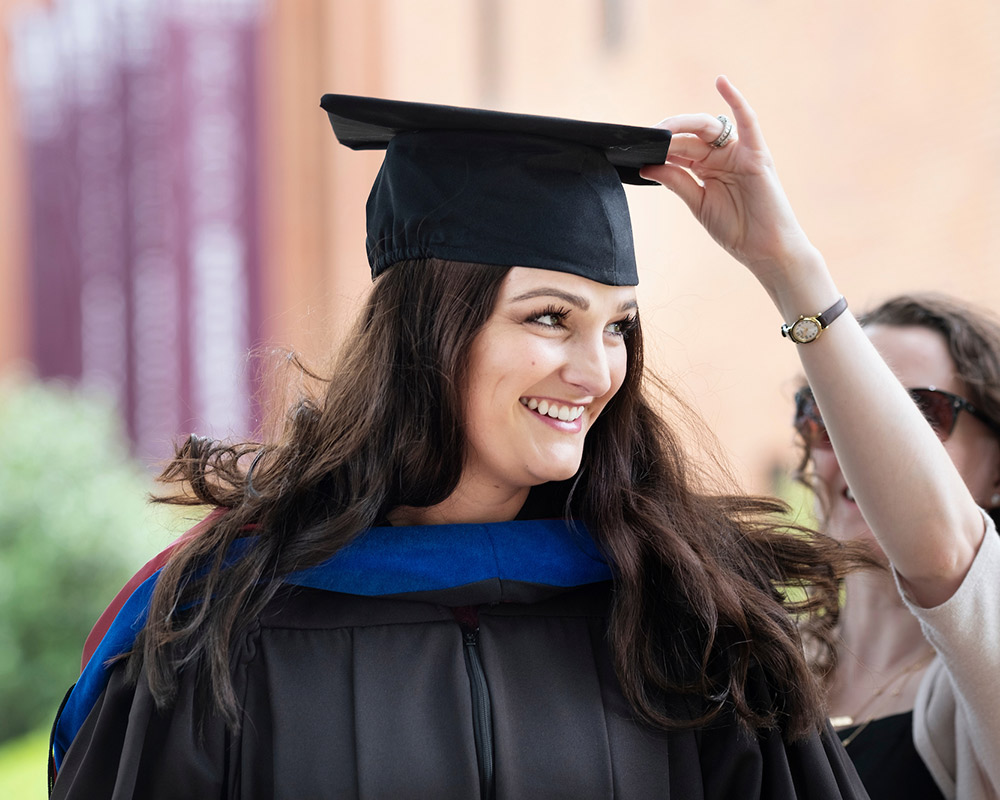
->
[[463, 628, 495, 800]]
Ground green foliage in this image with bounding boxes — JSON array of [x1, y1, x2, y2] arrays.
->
[[770, 465, 821, 610], [0, 726, 49, 800], [770, 465, 819, 530], [0, 377, 165, 744]]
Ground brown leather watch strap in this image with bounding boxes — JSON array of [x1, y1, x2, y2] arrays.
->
[[815, 295, 848, 328]]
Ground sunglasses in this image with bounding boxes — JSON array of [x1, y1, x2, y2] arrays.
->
[[794, 386, 1000, 450]]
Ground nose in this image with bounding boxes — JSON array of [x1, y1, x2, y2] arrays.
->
[[560, 331, 615, 398]]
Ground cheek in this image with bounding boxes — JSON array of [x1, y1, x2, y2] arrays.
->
[[608, 347, 629, 396], [944, 436, 1000, 501], [461, 352, 506, 434]]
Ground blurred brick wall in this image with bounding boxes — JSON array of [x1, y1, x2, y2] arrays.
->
[[0, 0, 31, 371], [5, 0, 998, 489], [260, 0, 1000, 491]]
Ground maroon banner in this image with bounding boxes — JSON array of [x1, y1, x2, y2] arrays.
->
[[12, 9, 83, 382], [11, 0, 264, 466], [165, 3, 263, 447], [123, 0, 181, 462]]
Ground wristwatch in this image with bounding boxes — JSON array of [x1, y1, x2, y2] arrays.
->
[[781, 296, 848, 344]]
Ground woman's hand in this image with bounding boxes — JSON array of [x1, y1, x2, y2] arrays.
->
[[640, 76, 820, 296]]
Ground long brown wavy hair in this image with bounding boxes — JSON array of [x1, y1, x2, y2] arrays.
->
[[138, 258, 873, 740]]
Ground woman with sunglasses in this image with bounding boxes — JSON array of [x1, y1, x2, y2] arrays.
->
[[791, 295, 1000, 799], [643, 80, 1000, 799]]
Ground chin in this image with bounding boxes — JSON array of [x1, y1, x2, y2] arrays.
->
[[529, 461, 583, 486]]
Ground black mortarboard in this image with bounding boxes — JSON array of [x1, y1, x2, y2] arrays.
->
[[320, 94, 671, 286]]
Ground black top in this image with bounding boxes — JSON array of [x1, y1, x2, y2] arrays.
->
[[839, 711, 945, 800]]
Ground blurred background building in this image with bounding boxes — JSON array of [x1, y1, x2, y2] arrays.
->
[[5, 3, 996, 787], [2, 0, 999, 488]]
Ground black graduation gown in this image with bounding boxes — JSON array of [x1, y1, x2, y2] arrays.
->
[[50, 520, 869, 799]]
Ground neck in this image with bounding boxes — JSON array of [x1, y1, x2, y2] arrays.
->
[[388, 482, 531, 526], [827, 568, 935, 722], [838, 570, 928, 670]]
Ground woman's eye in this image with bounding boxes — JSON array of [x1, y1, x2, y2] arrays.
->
[[606, 315, 638, 337], [527, 306, 570, 328]]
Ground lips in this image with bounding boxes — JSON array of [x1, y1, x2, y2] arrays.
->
[[519, 396, 585, 422]]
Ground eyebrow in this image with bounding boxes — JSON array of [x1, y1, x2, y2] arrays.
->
[[508, 288, 637, 313]]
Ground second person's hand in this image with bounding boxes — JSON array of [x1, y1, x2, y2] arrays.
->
[[640, 76, 823, 301]]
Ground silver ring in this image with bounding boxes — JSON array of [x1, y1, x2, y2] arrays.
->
[[710, 114, 734, 148]]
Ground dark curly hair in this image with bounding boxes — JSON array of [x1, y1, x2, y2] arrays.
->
[[794, 292, 1000, 529]]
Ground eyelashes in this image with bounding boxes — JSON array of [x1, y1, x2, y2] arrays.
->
[[609, 314, 639, 337], [526, 305, 638, 337], [526, 304, 572, 328]]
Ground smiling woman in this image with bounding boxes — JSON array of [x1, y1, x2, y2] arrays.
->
[[444, 270, 635, 518], [50, 84, 878, 799]]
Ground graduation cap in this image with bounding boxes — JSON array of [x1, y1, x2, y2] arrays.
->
[[320, 94, 671, 286]]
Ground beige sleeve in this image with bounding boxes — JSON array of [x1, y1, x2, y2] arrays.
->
[[898, 510, 1000, 800]]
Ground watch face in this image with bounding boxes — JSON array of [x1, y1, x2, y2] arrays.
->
[[791, 317, 821, 343]]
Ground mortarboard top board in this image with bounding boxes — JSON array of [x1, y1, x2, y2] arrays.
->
[[320, 94, 672, 286], [320, 94, 672, 186]]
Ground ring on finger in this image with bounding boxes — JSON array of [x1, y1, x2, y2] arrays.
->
[[710, 114, 734, 148]]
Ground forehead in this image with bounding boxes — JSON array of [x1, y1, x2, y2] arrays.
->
[[865, 324, 960, 391], [498, 266, 638, 308]]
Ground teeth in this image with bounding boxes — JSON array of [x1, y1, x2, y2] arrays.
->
[[520, 397, 585, 422], [845, 487, 855, 501]]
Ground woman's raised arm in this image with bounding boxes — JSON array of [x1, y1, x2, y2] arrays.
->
[[641, 76, 988, 608]]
